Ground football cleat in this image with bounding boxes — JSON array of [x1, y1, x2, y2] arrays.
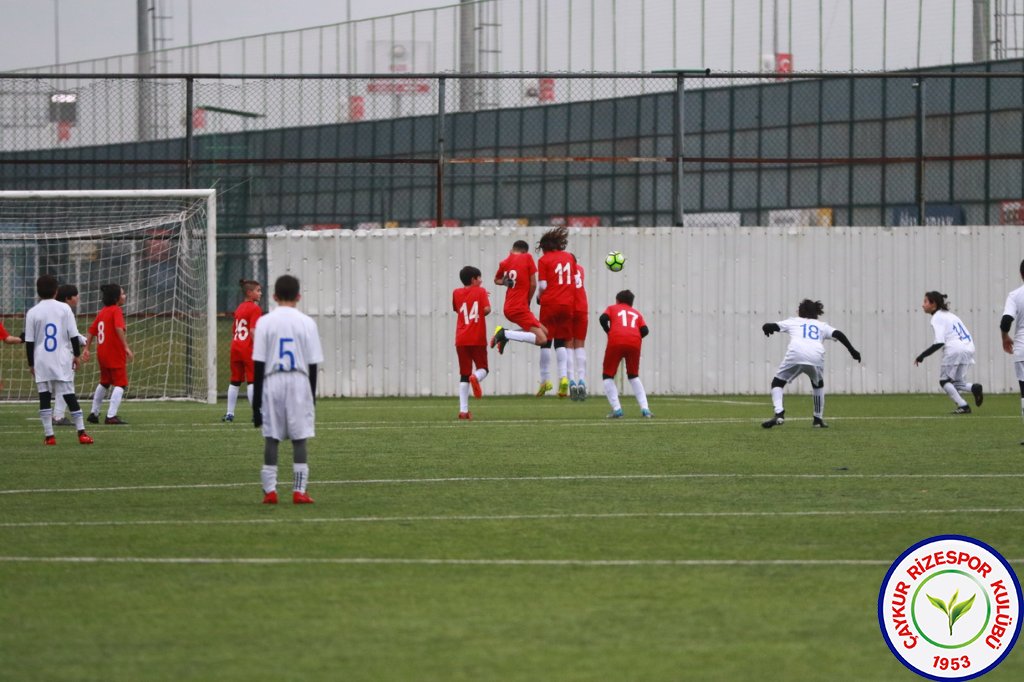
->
[[222, 413, 234, 422], [293, 491, 315, 504], [52, 417, 72, 427], [458, 411, 472, 420], [262, 490, 278, 505], [569, 380, 579, 401], [952, 405, 972, 414], [761, 411, 785, 429], [558, 377, 570, 398], [812, 417, 829, 428], [86, 413, 99, 424], [971, 383, 984, 407], [536, 380, 554, 397], [490, 326, 508, 354], [641, 409, 654, 419], [78, 432, 94, 445], [607, 409, 624, 419], [577, 380, 587, 401], [469, 374, 482, 399], [104, 416, 127, 425], [43, 435, 57, 446]]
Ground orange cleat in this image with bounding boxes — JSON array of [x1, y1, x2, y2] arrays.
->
[[469, 374, 482, 399], [262, 490, 278, 505], [43, 435, 57, 446], [458, 411, 472, 420], [293, 491, 314, 504], [78, 432, 94, 445]]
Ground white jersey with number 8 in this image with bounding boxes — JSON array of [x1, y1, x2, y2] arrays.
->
[[25, 299, 81, 383]]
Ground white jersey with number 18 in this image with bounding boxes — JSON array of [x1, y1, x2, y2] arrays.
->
[[777, 316, 836, 368]]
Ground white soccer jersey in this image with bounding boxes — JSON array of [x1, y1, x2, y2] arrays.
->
[[777, 316, 836, 367], [930, 309, 975, 362], [1003, 284, 1024, 361], [252, 305, 324, 377], [24, 298, 81, 383]]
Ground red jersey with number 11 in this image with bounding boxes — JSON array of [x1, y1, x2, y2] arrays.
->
[[230, 301, 262, 358]]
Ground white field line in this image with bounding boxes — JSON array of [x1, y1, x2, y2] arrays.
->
[[3, 472, 1024, 496], [1, 508, 1023, 530], [0, 555, 909, 567]]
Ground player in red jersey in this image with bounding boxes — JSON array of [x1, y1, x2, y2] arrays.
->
[[223, 279, 263, 422], [490, 239, 548, 356], [568, 256, 589, 401], [453, 266, 491, 420], [599, 289, 653, 419], [0, 321, 23, 346], [535, 227, 576, 397], [87, 283, 134, 425]]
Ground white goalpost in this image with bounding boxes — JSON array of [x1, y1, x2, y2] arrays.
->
[[0, 190, 217, 403]]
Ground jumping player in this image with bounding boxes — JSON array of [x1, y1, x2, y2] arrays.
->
[[491, 239, 548, 358], [24, 274, 93, 445], [535, 226, 576, 397], [761, 299, 861, 428], [223, 279, 263, 422], [915, 291, 983, 414], [599, 289, 653, 418], [252, 274, 324, 505], [453, 266, 491, 420], [87, 283, 133, 425], [52, 284, 89, 426]]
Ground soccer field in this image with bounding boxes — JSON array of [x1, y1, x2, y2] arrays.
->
[[1, 394, 1023, 681]]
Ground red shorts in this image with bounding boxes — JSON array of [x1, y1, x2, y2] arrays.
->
[[540, 302, 574, 340], [230, 350, 255, 384], [99, 365, 129, 388], [504, 307, 543, 332], [456, 345, 489, 376], [603, 343, 641, 378], [571, 311, 589, 341]]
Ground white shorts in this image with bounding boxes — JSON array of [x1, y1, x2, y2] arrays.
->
[[260, 372, 316, 441], [938, 363, 971, 389], [774, 362, 824, 386], [37, 380, 75, 397], [1014, 361, 1024, 383]]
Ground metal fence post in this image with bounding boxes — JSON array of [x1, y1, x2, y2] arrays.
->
[[436, 77, 446, 227], [673, 73, 685, 227], [914, 77, 926, 225], [185, 77, 194, 189]]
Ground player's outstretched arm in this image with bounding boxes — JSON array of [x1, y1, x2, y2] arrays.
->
[[914, 342, 944, 366], [832, 330, 861, 362], [251, 361, 265, 427], [762, 322, 781, 337]]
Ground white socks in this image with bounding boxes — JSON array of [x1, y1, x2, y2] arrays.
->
[[538, 346, 552, 381], [293, 463, 309, 493], [459, 382, 470, 412], [771, 386, 784, 414], [246, 383, 254, 405], [556, 347, 568, 380], [943, 381, 967, 407], [629, 377, 649, 410], [603, 378, 622, 411], [261, 465, 278, 494], [40, 408, 54, 437], [812, 387, 825, 418], [226, 385, 239, 415], [506, 329, 537, 345], [574, 348, 587, 382], [53, 394, 66, 420], [91, 385, 107, 416], [108, 386, 124, 418]]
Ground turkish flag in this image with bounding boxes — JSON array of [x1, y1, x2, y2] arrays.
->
[[57, 120, 72, 142]]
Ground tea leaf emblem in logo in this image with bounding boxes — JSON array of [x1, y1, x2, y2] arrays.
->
[[927, 590, 977, 636]]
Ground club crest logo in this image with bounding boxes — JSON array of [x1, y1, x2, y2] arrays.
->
[[879, 535, 1022, 680]]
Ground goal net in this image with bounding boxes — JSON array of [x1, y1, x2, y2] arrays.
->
[[0, 190, 216, 403]]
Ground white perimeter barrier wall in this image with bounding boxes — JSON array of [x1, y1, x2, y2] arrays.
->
[[267, 226, 1024, 398]]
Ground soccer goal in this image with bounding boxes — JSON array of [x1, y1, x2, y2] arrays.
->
[[0, 190, 217, 403]]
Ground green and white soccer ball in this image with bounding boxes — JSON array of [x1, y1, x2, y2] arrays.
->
[[605, 250, 626, 272]]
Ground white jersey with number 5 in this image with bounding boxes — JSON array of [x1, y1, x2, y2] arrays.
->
[[777, 317, 836, 368], [25, 299, 81, 382], [1003, 284, 1024, 361], [252, 305, 324, 377], [930, 309, 975, 364]]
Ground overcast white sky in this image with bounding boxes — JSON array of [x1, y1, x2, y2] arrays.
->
[[0, 0, 445, 71]]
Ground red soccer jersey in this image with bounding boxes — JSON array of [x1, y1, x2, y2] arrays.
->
[[0, 321, 8, 341], [573, 263, 588, 313], [89, 305, 128, 368], [495, 252, 537, 313], [453, 285, 490, 346], [604, 303, 646, 347], [537, 251, 577, 307], [230, 300, 262, 358]]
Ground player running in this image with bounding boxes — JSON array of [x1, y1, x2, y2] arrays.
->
[[223, 279, 263, 422], [87, 283, 134, 425], [599, 289, 653, 419], [915, 291, 983, 414], [453, 266, 491, 420]]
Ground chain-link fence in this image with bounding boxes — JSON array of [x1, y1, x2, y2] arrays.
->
[[4, 66, 1024, 306]]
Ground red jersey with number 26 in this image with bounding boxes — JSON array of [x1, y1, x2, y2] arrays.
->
[[230, 301, 262, 358], [604, 303, 646, 347], [88, 305, 128, 368], [453, 286, 490, 346]]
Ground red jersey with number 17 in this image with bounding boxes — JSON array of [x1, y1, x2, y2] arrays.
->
[[88, 305, 128, 368], [603, 303, 646, 347], [230, 301, 262, 359], [453, 286, 490, 346]]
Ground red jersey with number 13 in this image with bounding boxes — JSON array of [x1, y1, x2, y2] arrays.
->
[[88, 305, 128, 368], [453, 286, 490, 346], [603, 303, 646, 347], [230, 301, 262, 359]]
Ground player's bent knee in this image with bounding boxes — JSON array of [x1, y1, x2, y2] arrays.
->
[[63, 394, 81, 412], [541, 339, 553, 349], [939, 379, 951, 387], [39, 391, 52, 409], [627, 373, 639, 380], [771, 378, 787, 389], [602, 374, 614, 380], [460, 374, 470, 382], [553, 339, 566, 348], [811, 380, 824, 389], [230, 381, 242, 387]]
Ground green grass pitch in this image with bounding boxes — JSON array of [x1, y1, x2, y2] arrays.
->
[[1, 393, 1023, 681]]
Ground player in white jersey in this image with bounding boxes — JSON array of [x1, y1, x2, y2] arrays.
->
[[52, 284, 90, 426], [761, 299, 861, 429], [1001, 260, 1024, 444], [915, 291, 982, 414], [251, 274, 324, 505], [24, 275, 93, 445]]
